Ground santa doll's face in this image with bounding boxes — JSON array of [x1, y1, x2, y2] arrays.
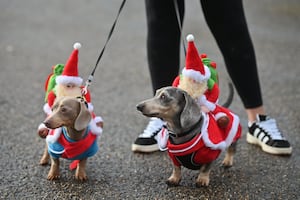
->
[[178, 76, 207, 99], [56, 82, 82, 98]]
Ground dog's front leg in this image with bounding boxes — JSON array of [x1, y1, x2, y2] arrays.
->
[[75, 158, 87, 181], [39, 144, 49, 165], [222, 142, 237, 167], [166, 165, 181, 186], [196, 163, 212, 187], [47, 158, 60, 180]]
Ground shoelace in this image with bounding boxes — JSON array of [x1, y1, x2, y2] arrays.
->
[[139, 118, 164, 138], [258, 118, 283, 140]]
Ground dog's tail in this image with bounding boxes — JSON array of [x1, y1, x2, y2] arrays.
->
[[221, 82, 234, 108]]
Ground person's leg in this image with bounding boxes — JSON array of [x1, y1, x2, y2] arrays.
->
[[132, 0, 185, 152], [200, 0, 291, 155], [146, 0, 184, 94], [200, 0, 262, 114]]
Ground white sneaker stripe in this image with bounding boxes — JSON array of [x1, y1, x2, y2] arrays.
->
[[254, 128, 261, 138], [258, 130, 266, 141], [262, 136, 269, 143]]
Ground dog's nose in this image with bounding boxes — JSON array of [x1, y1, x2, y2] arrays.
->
[[43, 121, 50, 128], [136, 103, 144, 112]]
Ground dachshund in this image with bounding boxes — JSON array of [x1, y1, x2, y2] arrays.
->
[[137, 86, 241, 187], [42, 96, 99, 181]]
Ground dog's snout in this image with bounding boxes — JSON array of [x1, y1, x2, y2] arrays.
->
[[43, 121, 50, 128], [136, 103, 145, 112]]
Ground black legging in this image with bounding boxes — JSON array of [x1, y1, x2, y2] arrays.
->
[[145, 0, 263, 109]]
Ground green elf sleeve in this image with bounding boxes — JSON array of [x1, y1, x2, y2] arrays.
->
[[44, 64, 64, 102]]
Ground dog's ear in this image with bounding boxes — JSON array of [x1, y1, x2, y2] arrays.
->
[[74, 101, 92, 131], [180, 91, 201, 130]]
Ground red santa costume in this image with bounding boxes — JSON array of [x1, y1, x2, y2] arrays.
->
[[167, 111, 241, 169], [38, 43, 103, 143], [157, 35, 242, 168]]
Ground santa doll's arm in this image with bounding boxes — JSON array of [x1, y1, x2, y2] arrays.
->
[[197, 95, 229, 122], [204, 80, 219, 104]]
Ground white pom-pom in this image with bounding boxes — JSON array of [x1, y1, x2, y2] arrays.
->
[[186, 34, 194, 42], [73, 42, 81, 49], [46, 128, 62, 144]]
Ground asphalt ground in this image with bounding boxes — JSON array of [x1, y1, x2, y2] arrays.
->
[[0, 0, 299, 199]]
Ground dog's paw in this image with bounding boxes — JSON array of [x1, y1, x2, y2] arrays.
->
[[166, 175, 181, 187], [47, 172, 60, 180], [166, 179, 181, 187], [39, 157, 49, 165], [196, 176, 210, 187], [75, 171, 87, 181], [222, 155, 233, 168]]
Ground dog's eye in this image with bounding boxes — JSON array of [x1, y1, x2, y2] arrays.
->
[[60, 107, 67, 113], [160, 94, 166, 100]]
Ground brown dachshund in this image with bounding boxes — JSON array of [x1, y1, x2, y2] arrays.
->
[[42, 96, 99, 181]]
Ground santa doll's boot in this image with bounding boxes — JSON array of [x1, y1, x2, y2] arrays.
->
[[215, 113, 230, 128]]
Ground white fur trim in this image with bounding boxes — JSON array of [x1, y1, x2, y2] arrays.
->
[[43, 103, 52, 115], [94, 116, 103, 123], [224, 112, 240, 147], [48, 146, 65, 155], [157, 128, 169, 151], [46, 127, 62, 144], [89, 120, 103, 136], [201, 112, 240, 150], [88, 103, 94, 112], [201, 113, 227, 151], [56, 75, 83, 86], [73, 42, 81, 49], [182, 65, 211, 82], [197, 95, 216, 111], [215, 112, 227, 120], [38, 123, 47, 130], [168, 132, 203, 154], [186, 34, 194, 42]]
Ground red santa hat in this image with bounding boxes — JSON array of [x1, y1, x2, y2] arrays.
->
[[182, 34, 210, 82], [56, 43, 83, 86]]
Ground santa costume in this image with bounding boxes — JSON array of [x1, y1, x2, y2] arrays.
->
[[157, 34, 242, 168]]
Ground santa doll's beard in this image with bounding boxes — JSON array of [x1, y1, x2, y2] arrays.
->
[[178, 77, 207, 99], [56, 85, 82, 98]]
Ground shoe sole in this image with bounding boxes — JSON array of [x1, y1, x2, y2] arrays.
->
[[131, 143, 159, 153], [246, 133, 292, 155]]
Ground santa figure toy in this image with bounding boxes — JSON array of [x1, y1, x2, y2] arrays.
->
[[38, 43, 103, 141]]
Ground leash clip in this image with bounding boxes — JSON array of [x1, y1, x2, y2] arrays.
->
[[82, 75, 94, 95]]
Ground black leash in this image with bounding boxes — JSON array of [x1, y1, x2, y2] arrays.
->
[[82, 0, 126, 94], [173, 0, 186, 56]]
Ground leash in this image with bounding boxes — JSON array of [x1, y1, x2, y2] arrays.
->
[[82, 0, 126, 95], [173, 0, 186, 56]]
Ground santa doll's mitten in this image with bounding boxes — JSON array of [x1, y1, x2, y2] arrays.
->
[[89, 118, 103, 136], [94, 116, 104, 128]]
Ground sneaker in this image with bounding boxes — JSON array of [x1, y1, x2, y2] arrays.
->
[[132, 117, 164, 153], [247, 114, 292, 155]]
